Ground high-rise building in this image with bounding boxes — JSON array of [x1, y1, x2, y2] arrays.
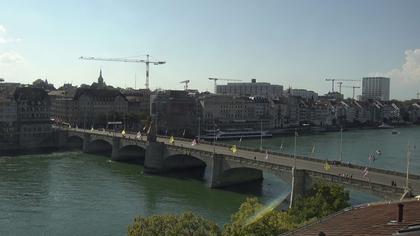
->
[[216, 79, 283, 98], [362, 77, 390, 101]]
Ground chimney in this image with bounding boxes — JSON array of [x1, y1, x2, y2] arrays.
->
[[398, 203, 404, 223]]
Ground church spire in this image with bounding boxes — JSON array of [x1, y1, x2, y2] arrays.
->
[[98, 69, 104, 84]]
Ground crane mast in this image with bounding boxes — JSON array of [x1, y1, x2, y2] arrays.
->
[[343, 85, 360, 99], [79, 54, 165, 90], [337, 82, 343, 94], [180, 80, 190, 90]]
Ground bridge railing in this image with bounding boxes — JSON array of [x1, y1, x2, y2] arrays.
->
[[166, 143, 405, 194], [166, 142, 293, 173], [307, 170, 406, 195]]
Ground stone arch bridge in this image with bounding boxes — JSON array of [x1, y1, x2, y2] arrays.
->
[[57, 128, 420, 201]]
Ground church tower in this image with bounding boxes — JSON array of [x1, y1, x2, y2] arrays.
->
[[98, 69, 104, 84]]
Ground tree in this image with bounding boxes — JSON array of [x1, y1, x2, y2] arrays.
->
[[223, 182, 350, 235], [32, 79, 56, 91], [222, 198, 295, 236], [127, 182, 350, 236], [128, 212, 220, 236], [288, 181, 350, 224]]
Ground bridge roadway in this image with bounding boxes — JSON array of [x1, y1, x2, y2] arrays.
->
[[62, 128, 420, 197]]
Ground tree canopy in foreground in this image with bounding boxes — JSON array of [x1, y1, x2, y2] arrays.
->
[[128, 212, 220, 236], [128, 181, 350, 236]]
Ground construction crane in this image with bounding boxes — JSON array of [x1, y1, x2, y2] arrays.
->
[[79, 54, 166, 90], [337, 82, 343, 94], [180, 80, 190, 90], [325, 78, 360, 93], [343, 85, 360, 100], [208, 77, 242, 93]]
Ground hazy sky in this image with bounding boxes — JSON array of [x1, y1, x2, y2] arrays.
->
[[1, 0, 420, 99]]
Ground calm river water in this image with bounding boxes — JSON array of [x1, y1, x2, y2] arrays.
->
[[1, 126, 419, 235]]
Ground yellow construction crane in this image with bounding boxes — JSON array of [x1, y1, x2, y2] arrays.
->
[[79, 54, 166, 90], [180, 80, 190, 90], [343, 85, 360, 99], [208, 77, 242, 93], [325, 78, 359, 93]]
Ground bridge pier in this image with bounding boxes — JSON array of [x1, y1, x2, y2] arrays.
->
[[289, 168, 311, 207], [207, 154, 263, 188], [144, 142, 166, 173], [207, 154, 224, 188], [55, 130, 68, 148], [82, 133, 91, 153], [111, 137, 121, 161]]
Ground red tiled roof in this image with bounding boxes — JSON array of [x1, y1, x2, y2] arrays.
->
[[284, 199, 420, 236]]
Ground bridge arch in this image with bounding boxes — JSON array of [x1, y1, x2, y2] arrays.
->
[[67, 135, 84, 149], [86, 139, 112, 156], [163, 154, 207, 170], [118, 145, 146, 163], [161, 154, 208, 181], [217, 167, 263, 188]]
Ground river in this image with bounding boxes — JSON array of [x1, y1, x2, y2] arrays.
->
[[1, 127, 419, 235], [228, 126, 420, 173]]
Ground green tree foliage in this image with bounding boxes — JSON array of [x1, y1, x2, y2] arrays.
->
[[222, 182, 349, 235], [127, 182, 350, 236], [128, 212, 221, 236], [222, 197, 295, 236], [288, 181, 350, 224]]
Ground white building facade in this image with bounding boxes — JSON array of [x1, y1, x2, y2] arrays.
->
[[216, 79, 283, 98], [362, 77, 390, 101]]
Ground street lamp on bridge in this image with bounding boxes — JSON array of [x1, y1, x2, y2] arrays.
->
[[289, 128, 298, 209]]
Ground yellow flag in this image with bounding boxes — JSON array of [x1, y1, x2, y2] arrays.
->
[[121, 129, 126, 136], [324, 161, 331, 171], [169, 136, 175, 144], [230, 144, 237, 154]]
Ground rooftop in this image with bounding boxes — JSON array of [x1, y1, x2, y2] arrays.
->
[[73, 88, 126, 100], [13, 87, 50, 102], [284, 199, 420, 236]]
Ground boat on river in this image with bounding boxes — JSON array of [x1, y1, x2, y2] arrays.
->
[[200, 130, 273, 140], [378, 123, 394, 129]]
